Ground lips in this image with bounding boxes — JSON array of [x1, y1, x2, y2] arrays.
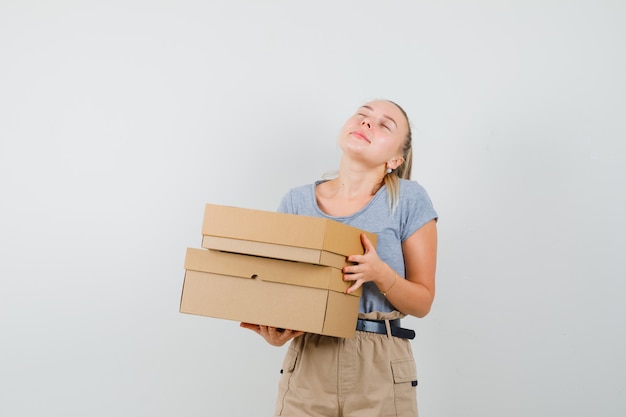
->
[[350, 130, 371, 143]]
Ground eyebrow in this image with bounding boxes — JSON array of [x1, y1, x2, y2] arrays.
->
[[360, 105, 398, 129]]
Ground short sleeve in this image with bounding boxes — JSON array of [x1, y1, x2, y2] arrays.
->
[[399, 180, 438, 242], [277, 190, 294, 214]]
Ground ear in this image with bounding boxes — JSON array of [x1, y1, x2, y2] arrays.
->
[[387, 156, 405, 170]]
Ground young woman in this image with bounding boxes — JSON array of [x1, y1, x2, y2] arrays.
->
[[241, 99, 438, 417]]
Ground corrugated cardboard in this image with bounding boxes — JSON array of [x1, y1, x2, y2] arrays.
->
[[180, 248, 361, 338], [200, 204, 377, 267]]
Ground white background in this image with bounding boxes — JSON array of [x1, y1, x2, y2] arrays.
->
[[1, 1, 625, 416]]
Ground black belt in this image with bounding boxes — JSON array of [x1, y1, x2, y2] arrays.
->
[[356, 319, 415, 340]]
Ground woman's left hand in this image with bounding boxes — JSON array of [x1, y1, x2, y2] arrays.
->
[[343, 233, 393, 294], [240, 323, 304, 346]]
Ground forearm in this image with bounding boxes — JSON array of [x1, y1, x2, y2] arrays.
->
[[345, 223, 437, 318], [374, 268, 435, 318]]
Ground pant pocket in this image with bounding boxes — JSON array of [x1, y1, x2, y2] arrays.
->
[[390, 358, 419, 417], [275, 348, 299, 416]]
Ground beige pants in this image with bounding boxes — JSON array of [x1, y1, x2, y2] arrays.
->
[[274, 313, 419, 417]]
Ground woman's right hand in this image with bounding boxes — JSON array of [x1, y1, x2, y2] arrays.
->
[[240, 323, 304, 347]]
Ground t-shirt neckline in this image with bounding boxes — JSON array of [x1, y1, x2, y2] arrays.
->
[[311, 179, 387, 221]]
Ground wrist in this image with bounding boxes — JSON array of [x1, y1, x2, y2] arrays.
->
[[379, 271, 398, 297]]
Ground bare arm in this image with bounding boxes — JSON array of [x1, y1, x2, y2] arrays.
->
[[344, 219, 438, 318]]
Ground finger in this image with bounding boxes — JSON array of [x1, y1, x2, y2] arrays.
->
[[346, 279, 364, 294], [240, 323, 260, 333], [258, 325, 271, 338], [343, 271, 361, 282], [267, 326, 278, 340], [281, 329, 305, 341], [268, 326, 289, 342], [277, 329, 292, 341], [346, 254, 363, 264], [361, 233, 375, 253]]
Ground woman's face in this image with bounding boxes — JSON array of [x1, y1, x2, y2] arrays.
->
[[338, 100, 409, 170]]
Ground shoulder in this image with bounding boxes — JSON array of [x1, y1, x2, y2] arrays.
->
[[283, 182, 318, 200], [398, 179, 433, 202], [278, 182, 318, 214], [285, 183, 311, 196], [397, 179, 438, 225]]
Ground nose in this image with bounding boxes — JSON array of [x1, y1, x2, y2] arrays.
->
[[360, 118, 372, 129]]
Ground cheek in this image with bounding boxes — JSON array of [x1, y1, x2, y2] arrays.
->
[[341, 118, 358, 131], [377, 134, 404, 155], [337, 121, 355, 141], [336, 127, 350, 149]]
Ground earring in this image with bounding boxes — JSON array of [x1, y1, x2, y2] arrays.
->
[[386, 167, 392, 174]]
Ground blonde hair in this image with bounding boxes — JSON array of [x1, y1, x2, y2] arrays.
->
[[383, 100, 413, 211]]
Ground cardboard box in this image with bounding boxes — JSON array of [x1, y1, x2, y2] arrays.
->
[[180, 248, 361, 338], [201, 204, 377, 268]]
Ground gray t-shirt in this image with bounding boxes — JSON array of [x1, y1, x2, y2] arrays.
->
[[277, 179, 438, 313]]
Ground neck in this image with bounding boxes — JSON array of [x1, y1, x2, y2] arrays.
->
[[331, 158, 386, 199]]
